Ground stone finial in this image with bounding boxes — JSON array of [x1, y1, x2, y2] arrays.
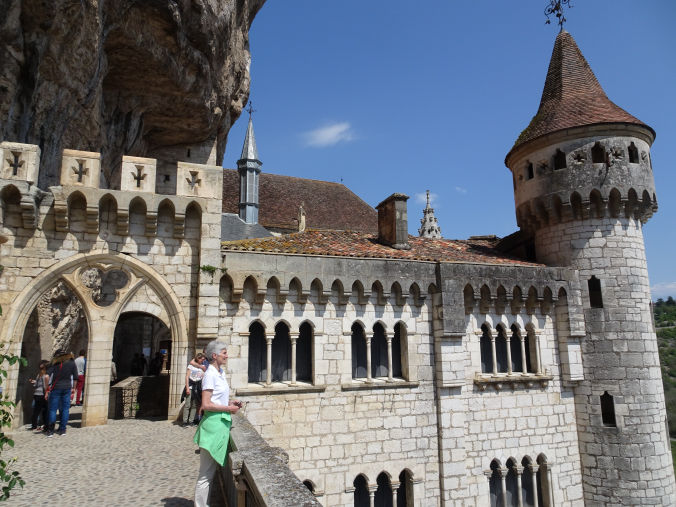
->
[[298, 202, 306, 232], [0, 142, 41, 184], [120, 156, 157, 193], [60, 149, 101, 188], [376, 193, 410, 250], [418, 190, 442, 239]]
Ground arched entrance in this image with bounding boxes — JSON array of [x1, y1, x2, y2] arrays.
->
[[2, 252, 189, 427]]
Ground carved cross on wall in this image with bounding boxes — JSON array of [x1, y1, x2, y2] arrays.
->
[[132, 165, 146, 188], [186, 170, 201, 191], [7, 151, 24, 176], [72, 160, 88, 182]]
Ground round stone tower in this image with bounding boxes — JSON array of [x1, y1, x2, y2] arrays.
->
[[505, 31, 675, 504]]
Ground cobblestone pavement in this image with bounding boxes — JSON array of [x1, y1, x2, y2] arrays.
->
[[6, 406, 202, 506]]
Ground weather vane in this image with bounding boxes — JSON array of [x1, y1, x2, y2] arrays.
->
[[544, 0, 572, 31], [246, 100, 256, 119]]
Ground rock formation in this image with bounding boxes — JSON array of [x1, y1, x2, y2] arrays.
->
[[0, 0, 266, 188]]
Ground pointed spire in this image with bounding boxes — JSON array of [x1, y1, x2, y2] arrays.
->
[[239, 102, 260, 162], [418, 190, 442, 239], [509, 30, 653, 155]]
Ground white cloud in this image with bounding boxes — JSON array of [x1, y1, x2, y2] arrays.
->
[[302, 122, 354, 147], [454, 186, 467, 194], [414, 192, 439, 206], [651, 281, 676, 300]]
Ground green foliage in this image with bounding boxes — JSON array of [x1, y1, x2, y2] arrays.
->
[[200, 265, 217, 275], [0, 344, 27, 500], [655, 298, 676, 328], [657, 296, 676, 448]]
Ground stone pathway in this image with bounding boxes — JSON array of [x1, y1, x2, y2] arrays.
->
[[5, 407, 203, 506]]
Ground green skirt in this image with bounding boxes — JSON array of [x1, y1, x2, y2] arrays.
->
[[193, 411, 232, 466]]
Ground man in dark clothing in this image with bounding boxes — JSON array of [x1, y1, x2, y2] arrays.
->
[[46, 350, 78, 437]]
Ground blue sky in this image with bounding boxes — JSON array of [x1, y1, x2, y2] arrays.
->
[[223, 0, 676, 299]]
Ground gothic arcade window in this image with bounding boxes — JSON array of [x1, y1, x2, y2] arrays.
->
[[628, 142, 639, 163], [489, 460, 502, 507], [588, 276, 603, 308], [353, 474, 369, 507], [296, 322, 313, 382], [536, 454, 551, 507], [601, 391, 616, 427], [397, 470, 413, 507], [521, 457, 536, 507], [480, 324, 493, 374], [351, 323, 367, 379], [392, 323, 403, 379], [509, 325, 523, 373], [505, 458, 519, 507], [375, 472, 393, 507], [487, 455, 551, 507], [372, 323, 388, 378], [591, 142, 606, 163], [553, 149, 567, 170], [248, 322, 266, 383], [271, 322, 291, 382]]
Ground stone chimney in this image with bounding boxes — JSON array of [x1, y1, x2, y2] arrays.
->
[[376, 193, 410, 249]]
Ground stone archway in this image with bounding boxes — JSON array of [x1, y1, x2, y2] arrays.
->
[[2, 252, 189, 427]]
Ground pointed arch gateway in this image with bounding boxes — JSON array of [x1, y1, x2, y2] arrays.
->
[[1, 252, 189, 427]]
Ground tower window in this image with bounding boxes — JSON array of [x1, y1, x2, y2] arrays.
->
[[588, 276, 603, 308], [187, 148, 191, 158], [591, 142, 606, 164], [164, 174, 171, 183], [526, 162, 534, 180], [601, 391, 617, 427], [628, 142, 639, 163], [553, 149, 566, 170]]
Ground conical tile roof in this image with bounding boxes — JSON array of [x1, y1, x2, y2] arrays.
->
[[509, 30, 653, 156], [239, 116, 259, 161]]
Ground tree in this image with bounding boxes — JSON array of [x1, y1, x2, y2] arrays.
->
[[667, 296, 675, 306]]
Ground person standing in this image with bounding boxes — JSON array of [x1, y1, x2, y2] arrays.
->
[[183, 353, 206, 426], [73, 349, 86, 405], [193, 340, 242, 506], [46, 350, 78, 437], [29, 360, 49, 431]]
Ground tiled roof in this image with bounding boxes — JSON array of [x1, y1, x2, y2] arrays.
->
[[222, 170, 378, 233], [221, 229, 543, 266], [509, 31, 653, 156]]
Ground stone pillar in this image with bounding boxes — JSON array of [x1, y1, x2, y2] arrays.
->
[[290, 333, 298, 385], [490, 335, 497, 375], [520, 336, 527, 374], [499, 468, 508, 506], [533, 332, 542, 375], [515, 465, 524, 507], [506, 334, 513, 374], [368, 486, 376, 507], [529, 465, 539, 507], [365, 333, 373, 383], [386, 333, 393, 382], [391, 482, 399, 506], [265, 334, 273, 386], [81, 309, 116, 427]]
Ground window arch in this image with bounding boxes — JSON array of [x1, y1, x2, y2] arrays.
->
[[480, 324, 493, 374], [247, 322, 266, 383], [505, 458, 519, 506], [588, 276, 603, 308], [397, 469, 414, 507], [372, 323, 388, 378], [553, 149, 566, 170], [509, 325, 523, 373], [591, 142, 606, 163], [628, 142, 639, 163], [353, 474, 370, 507], [351, 323, 367, 379], [536, 454, 552, 507], [271, 322, 291, 382], [374, 472, 393, 507], [393, 322, 405, 379], [296, 322, 313, 382], [521, 456, 536, 507], [489, 459, 502, 507]]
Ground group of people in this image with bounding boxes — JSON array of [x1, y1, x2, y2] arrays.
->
[[130, 351, 166, 376], [30, 349, 86, 437]]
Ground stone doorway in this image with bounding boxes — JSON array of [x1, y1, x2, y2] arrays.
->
[[111, 312, 171, 418]]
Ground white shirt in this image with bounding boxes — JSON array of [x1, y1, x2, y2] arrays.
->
[[202, 364, 229, 407], [187, 364, 204, 383]]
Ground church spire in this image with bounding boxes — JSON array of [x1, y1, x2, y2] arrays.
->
[[237, 102, 262, 224], [418, 190, 442, 239]]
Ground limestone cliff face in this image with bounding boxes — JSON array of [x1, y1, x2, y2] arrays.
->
[[0, 0, 266, 188]]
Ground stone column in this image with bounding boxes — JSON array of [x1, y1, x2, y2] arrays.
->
[[530, 464, 539, 507], [386, 333, 393, 381], [490, 335, 498, 375], [515, 465, 524, 507], [365, 333, 373, 382], [506, 334, 513, 374], [265, 334, 273, 386], [290, 333, 298, 385], [520, 336, 527, 374], [82, 309, 116, 427], [500, 468, 508, 506], [534, 333, 542, 375], [368, 486, 376, 507], [391, 482, 399, 505]]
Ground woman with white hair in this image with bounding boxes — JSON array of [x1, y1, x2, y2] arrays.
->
[[193, 340, 242, 506]]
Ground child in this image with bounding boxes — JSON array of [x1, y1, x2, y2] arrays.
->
[[29, 360, 49, 431]]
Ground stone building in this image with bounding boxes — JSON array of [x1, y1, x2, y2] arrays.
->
[[0, 30, 673, 506]]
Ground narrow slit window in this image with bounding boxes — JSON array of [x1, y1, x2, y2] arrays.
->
[[553, 149, 566, 170], [601, 391, 617, 427], [588, 276, 603, 308], [527, 162, 534, 180], [628, 142, 639, 163]]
